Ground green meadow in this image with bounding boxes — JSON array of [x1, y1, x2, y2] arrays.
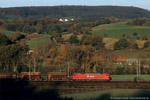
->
[[0, 29, 51, 48], [0, 29, 15, 36], [62, 89, 150, 100], [26, 34, 51, 48], [111, 75, 150, 80], [92, 21, 150, 39]]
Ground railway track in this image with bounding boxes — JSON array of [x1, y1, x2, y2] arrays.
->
[[27, 80, 150, 93], [1, 79, 150, 94]]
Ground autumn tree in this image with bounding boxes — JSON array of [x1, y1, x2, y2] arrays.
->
[[9, 32, 25, 42], [92, 35, 104, 50], [81, 34, 104, 50], [128, 40, 139, 50], [42, 42, 57, 71], [142, 35, 148, 40], [81, 46, 95, 72], [81, 35, 93, 45], [65, 45, 83, 73]]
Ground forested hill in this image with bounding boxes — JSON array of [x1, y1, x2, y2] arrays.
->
[[0, 6, 150, 18]]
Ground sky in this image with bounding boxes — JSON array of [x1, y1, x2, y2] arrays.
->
[[0, 0, 150, 10]]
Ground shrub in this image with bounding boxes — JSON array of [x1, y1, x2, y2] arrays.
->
[[133, 32, 138, 36], [114, 38, 129, 50], [115, 66, 125, 74], [68, 35, 79, 44], [144, 41, 150, 48]]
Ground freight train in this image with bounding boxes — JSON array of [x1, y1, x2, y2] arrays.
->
[[0, 72, 111, 81]]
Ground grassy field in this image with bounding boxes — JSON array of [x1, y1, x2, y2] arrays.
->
[[62, 33, 73, 40], [62, 89, 150, 100], [92, 21, 150, 39], [0, 15, 19, 21], [0, 29, 15, 36], [26, 34, 51, 48], [5, 15, 19, 20], [103, 37, 119, 50], [111, 75, 150, 80]]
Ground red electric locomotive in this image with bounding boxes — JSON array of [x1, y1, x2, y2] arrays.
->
[[72, 73, 111, 81]]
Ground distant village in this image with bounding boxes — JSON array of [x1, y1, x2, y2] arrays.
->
[[59, 18, 74, 22]]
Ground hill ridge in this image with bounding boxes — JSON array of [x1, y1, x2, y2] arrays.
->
[[0, 6, 150, 18]]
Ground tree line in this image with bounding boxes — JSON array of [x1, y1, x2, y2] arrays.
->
[[127, 18, 150, 26], [0, 17, 112, 35], [0, 6, 150, 18]]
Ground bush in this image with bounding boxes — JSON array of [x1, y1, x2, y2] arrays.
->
[[114, 38, 129, 50], [133, 32, 138, 36], [0, 33, 12, 46], [144, 41, 150, 48], [115, 66, 125, 74], [68, 35, 79, 44], [134, 76, 144, 82]]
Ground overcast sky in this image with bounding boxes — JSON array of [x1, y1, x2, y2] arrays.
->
[[0, 0, 150, 10]]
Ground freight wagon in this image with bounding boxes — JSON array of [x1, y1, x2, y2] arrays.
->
[[0, 72, 17, 79], [20, 72, 41, 80], [47, 72, 68, 81]]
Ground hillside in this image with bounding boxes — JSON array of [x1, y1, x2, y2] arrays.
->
[[92, 21, 150, 39], [0, 6, 150, 18]]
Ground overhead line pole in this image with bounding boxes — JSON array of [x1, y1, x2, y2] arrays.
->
[[136, 58, 139, 81]]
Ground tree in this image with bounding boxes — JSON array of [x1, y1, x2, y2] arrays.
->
[[11, 44, 27, 72], [50, 31, 61, 38], [142, 35, 148, 40], [55, 25, 63, 33], [9, 32, 25, 42], [5, 23, 17, 31], [133, 32, 138, 36], [104, 33, 108, 37], [81, 35, 93, 45], [128, 40, 139, 50], [114, 38, 129, 50], [144, 41, 150, 48], [92, 35, 104, 50], [30, 45, 42, 72], [122, 34, 126, 37], [0, 33, 12, 46], [0, 33, 28, 72], [0, 44, 27, 72], [81, 35, 104, 49], [23, 25, 36, 34], [68, 35, 79, 44], [115, 66, 125, 74], [80, 46, 95, 72]]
